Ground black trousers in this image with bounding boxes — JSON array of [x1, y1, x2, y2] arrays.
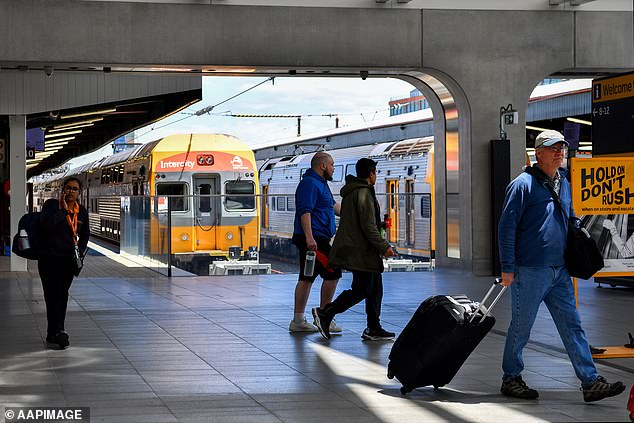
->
[[38, 257, 76, 336], [327, 271, 383, 330]]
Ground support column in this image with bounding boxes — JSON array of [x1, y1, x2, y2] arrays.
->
[[9, 115, 27, 272]]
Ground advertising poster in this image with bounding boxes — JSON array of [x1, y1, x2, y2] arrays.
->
[[570, 157, 634, 275]]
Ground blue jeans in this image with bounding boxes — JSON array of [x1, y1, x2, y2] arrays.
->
[[502, 265, 599, 388]]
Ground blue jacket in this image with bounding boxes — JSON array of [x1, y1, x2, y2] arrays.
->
[[293, 168, 336, 240], [498, 168, 573, 272]]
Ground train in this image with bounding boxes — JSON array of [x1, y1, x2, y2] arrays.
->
[[257, 137, 435, 262], [32, 133, 260, 275]]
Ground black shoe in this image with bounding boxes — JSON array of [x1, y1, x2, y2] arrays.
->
[[45, 334, 56, 347], [54, 331, 69, 349], [582, 376, 626, 402], [361, 327, 395, 341], [312, 307, 333, 340], [501, 376, 539, 399]]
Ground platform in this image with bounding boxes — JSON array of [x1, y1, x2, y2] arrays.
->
[[1, 250, 633, 422]]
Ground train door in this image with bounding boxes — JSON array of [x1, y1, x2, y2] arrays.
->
[[261, 185, 269, 229], [405, 179, 415, 246], [386, 180, 399, 243], [193, 176, 219, 250]]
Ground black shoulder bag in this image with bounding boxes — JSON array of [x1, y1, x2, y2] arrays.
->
[[524, 166, 604, 280]]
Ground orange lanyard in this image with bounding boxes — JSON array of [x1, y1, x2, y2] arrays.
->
[[65, 203, 79, 245]]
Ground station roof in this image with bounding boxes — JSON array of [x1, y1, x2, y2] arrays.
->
[[25, 88, 201, 179]]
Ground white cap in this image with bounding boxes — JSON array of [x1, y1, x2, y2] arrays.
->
[[535, 130, 568, 149]]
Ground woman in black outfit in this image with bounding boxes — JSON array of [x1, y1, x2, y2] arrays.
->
[[39, 177, 89, 349]]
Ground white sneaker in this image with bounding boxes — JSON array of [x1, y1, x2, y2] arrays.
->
[[329, 319, 343, 333], [314, 318, 343, 333], [289, 318, 318, 332]]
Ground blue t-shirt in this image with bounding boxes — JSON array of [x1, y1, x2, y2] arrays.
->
[[293, 169, 336, 240]]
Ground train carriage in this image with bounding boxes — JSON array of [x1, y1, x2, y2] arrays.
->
[[259, 137, 434, 261], [33, 133, 260, 275]]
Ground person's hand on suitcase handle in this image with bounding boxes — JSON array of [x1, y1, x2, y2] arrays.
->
[[469, 278, 507, 323], [500, 272, 514, 287]]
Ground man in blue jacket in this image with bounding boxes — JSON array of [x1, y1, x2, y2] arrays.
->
[[289, 152, 342, 333], [498, 130, 625, 402]]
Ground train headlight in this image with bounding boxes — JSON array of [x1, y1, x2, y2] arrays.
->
[[226, 232, 233, 240], [181, 233, 189, 241]]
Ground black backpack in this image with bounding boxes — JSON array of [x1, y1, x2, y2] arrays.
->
[[12, 212, 42, 260]]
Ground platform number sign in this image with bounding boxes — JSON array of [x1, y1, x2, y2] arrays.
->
[[26, 147, 36, 160], [0, 139, 5, 164]]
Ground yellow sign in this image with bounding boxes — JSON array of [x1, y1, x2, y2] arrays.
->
[[592, 72, 634, 103], [570, 157, 634, 214]]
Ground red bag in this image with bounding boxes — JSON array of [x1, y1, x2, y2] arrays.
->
[[627, 385, 634, 422], [315, 250, 334, 272]]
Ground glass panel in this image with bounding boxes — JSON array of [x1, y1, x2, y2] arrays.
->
[[276, 196, 286, 211], [156, 183, 187, 211], [332, 165, 344, 182], [446, 193, 460, 258], [198, 183, 211, 213], [287, 196, 296, 211], [120, 195, 169, 275], [345, 163, 356, 177], [420, 194, 431, 219], [225, 180, 255, 210]]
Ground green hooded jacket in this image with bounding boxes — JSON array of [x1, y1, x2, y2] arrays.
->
[[328, 174, 391, 273]]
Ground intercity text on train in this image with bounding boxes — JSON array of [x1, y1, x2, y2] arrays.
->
[[581, 165, 634, 205]]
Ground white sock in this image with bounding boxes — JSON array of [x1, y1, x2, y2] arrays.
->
[[293, 313, 305, 323]]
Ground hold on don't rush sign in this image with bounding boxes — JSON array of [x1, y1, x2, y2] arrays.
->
[[570, 157, 634, 214]]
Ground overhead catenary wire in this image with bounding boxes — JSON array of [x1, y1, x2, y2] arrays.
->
[[132, 74, 395, 145], [133, 77, 276, 140]]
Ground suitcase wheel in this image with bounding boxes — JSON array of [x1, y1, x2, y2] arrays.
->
[[387, 369, 394, 379], [400, 386, 412, 395]]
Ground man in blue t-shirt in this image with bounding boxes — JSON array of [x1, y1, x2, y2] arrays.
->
[[289, 152, 343, 333]]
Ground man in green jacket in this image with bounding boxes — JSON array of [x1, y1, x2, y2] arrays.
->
[[312, 158, 396, 340]]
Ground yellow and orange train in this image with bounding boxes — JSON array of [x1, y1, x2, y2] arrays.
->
[[32, 134, 260, 275]]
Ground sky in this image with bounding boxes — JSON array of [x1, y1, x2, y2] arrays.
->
[[67, 76, 417, 168]]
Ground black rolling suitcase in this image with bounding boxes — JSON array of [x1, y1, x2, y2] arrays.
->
[[387, 279, 506, 394]]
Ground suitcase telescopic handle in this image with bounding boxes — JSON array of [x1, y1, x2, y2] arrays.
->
[[469, 278, 507, 324]]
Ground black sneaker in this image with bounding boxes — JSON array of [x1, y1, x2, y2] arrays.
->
[[361, 327, 395, 341], [501, 376, 539, 399], [312, 307, 333, 340], [55, 331, 69, 349], [45, 334, 56, 347], [582, 376, 626, 402]]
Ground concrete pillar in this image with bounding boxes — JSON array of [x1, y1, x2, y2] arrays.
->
[[9, 115, 27, 272]]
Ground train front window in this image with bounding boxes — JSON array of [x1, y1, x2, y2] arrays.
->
[[225, 181, 255, 211], [156, 183, 187, 211]]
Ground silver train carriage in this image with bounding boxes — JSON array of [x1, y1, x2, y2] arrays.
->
[[258, 137, 434, 260]]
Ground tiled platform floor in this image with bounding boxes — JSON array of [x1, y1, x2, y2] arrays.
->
[[1, 252, 633, 422]]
